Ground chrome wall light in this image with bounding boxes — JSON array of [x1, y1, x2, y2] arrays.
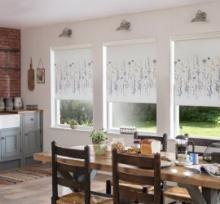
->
[[59, 27, 72, 37], [116, 20, 131, 31], [191, 10, 207, 23]]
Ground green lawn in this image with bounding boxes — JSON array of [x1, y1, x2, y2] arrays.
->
[[134, 121, 220, 138], [180, 122, 220, 138], [134, 121, 157, 132]]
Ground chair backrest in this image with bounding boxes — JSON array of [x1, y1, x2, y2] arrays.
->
[[188, 138, 220, 148], [183, 137, 220, 155], [51, 141, 90, 204], [134, 132, 168, 152], [112, 149, 161, 204]]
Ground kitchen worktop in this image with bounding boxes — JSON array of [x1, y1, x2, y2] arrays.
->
[[0, 110, 43, 115]]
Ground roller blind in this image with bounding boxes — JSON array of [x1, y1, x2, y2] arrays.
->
[[175, 38, 220, 107], [106, 42, 157, 103], [54, 47, 93, 100]]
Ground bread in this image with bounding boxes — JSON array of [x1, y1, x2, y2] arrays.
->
[[140, 139, 161, 155]]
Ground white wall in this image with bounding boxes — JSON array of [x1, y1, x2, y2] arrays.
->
[[21, 0, 220, 152]]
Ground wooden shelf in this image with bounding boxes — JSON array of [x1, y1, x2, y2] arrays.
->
[[0, 48, 20, 52]]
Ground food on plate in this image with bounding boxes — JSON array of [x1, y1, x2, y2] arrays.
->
[[126, 145, 140, 154], [111, 142, 125, 152]]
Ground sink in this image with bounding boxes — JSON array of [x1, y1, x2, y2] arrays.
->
[[0, 114, 20, 129]]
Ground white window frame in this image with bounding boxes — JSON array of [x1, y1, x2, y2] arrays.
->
[[171, 32, 220, 138], [50, 44, 94, 131], [103, 38, 158, 135]]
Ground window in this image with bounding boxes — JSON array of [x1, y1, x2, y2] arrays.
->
[[178, 106, 220, 138], [105, 40, 157, 133], [52, 46, 93, 128], [58, 100, 93, 127], [174, 37, 220, 138], [109, 102, 156, 132]]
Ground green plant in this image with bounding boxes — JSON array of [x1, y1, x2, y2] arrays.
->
[[90, 129, 107, 144], [67, 119, 78, 129]]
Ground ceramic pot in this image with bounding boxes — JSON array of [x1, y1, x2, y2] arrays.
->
[[93, 142, 107, 156], [0, 97, 5, 111], [4, 98, 13, 111], [14, 97, 23, 110]]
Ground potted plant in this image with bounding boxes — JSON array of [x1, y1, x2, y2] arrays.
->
[[90, 129, 108, 155], [67, 119, 78, 129]]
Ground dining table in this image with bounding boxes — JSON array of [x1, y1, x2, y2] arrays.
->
[[34, 145, 220, 204]]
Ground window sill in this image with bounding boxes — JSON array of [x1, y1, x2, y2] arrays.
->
[[107, 128, 157, 136], [50, 125, 93, 133]]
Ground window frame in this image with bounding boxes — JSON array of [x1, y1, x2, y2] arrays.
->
[[106, 101, 158, 135], [171, 32, 220, 138], [50, 44, 94, 131], [103, 38, 158, 135]]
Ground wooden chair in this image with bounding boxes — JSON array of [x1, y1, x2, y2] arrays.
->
[[164, 137, 220, 204], [134, 132, 168, 152], [105, 133, 167, 196], [51, 141, 112, 204], [112, 148, 162, 204], [188, 137, 220, 156], [164, 137, 220, 203], [165, 137, 220, 204]]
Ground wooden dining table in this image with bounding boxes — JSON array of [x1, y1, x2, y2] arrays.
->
[[34, 146, 220, 204]]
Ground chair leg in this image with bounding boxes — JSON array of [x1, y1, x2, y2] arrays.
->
[[51, 196, 56, 204], [106, 179, 112, 195]]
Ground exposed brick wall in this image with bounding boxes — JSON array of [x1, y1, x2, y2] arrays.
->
[[0, 28, 20, 97]]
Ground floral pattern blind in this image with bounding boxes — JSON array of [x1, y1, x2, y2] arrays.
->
[[107, 42, 157, 103], [175, 38, 220, 107], [54, 48, 93, 100]]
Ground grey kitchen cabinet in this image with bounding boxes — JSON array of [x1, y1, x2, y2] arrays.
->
[[0, 110, 43, 169], [20, 111, 43, 165], [23, 131, 41, 156], [0, 127, 21, 161]]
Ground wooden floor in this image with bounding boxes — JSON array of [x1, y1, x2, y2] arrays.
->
[[0, 174, 110, 204], [0, 172, 174, 204]]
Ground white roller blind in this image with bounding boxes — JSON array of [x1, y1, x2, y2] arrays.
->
[[54, 47, 93, 100], [175, 38, 220, 107], [106, 42, 157, 103]]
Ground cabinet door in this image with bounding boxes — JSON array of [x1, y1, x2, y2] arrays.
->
[[22, 112, 40, 132], [0, 128, 21, 161], [23, 130, 41, 155]]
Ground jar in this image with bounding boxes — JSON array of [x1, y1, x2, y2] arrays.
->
[[4, 98, 13, 111], [14, 97, 23, 110]]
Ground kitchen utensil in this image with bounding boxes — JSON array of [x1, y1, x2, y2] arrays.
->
[[28, 58, 35, 91]]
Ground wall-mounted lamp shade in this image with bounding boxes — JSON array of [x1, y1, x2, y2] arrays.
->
[[191, 10, 207, 22], [59, 28, 72, 37], [116, 20, 131, 31]]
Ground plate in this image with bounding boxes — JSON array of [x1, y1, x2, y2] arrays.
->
[[161, 160, 173, 168], [175, 160, 193, 166]]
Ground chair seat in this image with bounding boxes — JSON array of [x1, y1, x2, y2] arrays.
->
[[120, 182, 154, 193], [164, 186, 192, 203], [56, 192, 113, 204]]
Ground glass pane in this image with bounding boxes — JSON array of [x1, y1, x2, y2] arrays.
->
[[59, 100, 93, 127], [109, 102, 156, 132], [179, 106, 220, 138]]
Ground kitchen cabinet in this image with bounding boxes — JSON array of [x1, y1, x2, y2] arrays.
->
[[21, 111, 43, 165], [0, 127, 21, 161], [0, 110, 43, 169]]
